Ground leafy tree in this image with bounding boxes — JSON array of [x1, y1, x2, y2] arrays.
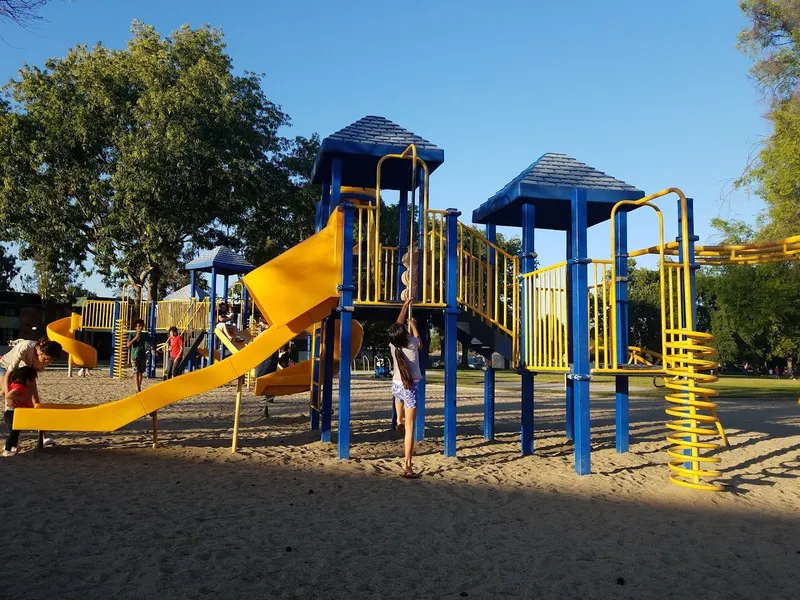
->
[[0, 244, 19, 290], [0, 22, 298, 303], [19, 251, 93, 303], [736, 1, 800, 237]]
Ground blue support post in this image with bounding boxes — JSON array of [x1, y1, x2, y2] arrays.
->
[[330, 163, 341, 213], [397, 190, 409, 299], [337, 199, 355, 460], [208, 268, 217, 365], [415, 315, 429, 443], [147, 299, 157, 378], [320, 182, 331, 221], [565, 228, 574, 441], [110, 300, 120, 378], [413, 167, 427, 443], [242, 287, 250, 328], [570, 189, 591, 475], [614, 210, 630, 453], [443, 208, 461, 456], [219, 275, 230, 361], [484, 223, 497, 441], [320, 312, 336, 442], [188, 270, 197, 372], [677, 197, 699, 466], [520, 203, 536, 456]]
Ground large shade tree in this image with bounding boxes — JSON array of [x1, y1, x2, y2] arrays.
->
[[0, 21, 314, 302]]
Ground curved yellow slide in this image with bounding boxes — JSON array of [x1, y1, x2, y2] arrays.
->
[[254, 320, 365, 397], [13, 210, 346, 432], [47, 314, 98, 369]]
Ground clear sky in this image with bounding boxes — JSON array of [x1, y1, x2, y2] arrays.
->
[[1, 0, 770, 294]]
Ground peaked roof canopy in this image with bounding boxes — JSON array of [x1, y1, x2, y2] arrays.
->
[[311, 116, 445, 191], [185, 246, 255, 275], [162, 284, 209, 302], [472, 153, 645, 231]]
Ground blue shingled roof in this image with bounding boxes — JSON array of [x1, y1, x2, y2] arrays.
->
[[472, 153, 645, 231], [185, 246, 255, 275], [311, 116, 445, 191], [163, 284, 209, 301]]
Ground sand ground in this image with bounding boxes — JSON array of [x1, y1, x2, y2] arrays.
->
[[1, 371, 798, 599]]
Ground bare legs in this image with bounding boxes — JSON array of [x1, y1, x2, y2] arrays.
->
[[135, 371, 143, 393], [403, 405, 417, 476]]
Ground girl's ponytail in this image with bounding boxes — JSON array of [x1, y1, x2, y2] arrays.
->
[[393, 347, 415, 390]]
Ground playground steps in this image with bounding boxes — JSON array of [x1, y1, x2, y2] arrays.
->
[[113, 317, 128, 379], [175, 329, 207, 374], [455, 310, 514, 362]]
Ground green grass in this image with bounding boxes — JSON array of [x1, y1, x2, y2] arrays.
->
[[423, 369, 800, 400]]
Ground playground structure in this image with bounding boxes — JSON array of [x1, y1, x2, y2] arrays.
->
[[23, 115, 800, 492]]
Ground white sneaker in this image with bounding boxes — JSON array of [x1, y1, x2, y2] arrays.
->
[[2, 449, 16, 457], [43, 438, 57, 448]]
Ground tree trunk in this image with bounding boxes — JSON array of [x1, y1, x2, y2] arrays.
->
[[147, 265, 161, 302]]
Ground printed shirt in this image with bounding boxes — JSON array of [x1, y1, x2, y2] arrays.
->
[[0, 340, 46, 372], [389, 336, 422, 384], [128, 332, 151, 360], [169, 336, 184, 359], [6, 382, 34, 409]]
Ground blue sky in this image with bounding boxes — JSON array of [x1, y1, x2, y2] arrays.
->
[[1, 0, 769, 294]]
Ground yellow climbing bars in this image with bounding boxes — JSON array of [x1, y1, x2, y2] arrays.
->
[[620, 188, 728, 491]]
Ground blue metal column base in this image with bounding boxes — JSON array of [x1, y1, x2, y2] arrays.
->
[[565, 376, 574, 441], [415, 314, 429, 443], [483, 367, 495, 441], [147, 299, 157, 379], [443, 309, 458, 456], [442, 208, 461, 455], [615, 376, 629, 453], [614, 210, 630, 453], [320, 313, 336, 443], [520, 202, 536, 455], [571, 189, 591, 475], [337, 200, 356, 460]]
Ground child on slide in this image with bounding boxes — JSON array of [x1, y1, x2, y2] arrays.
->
[[388, 298, 422, 479], [216, 303, 251, 344], [3, 366, 39, 456]]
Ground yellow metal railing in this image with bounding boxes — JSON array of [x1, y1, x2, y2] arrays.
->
[[381, 246, 398, 301], [81, 300, 116, 330], [589, 260, 613, 370], [420, 210, 447, 306], [455, 221, 518, 337], [521, 262, 568, 372], [353, 202, 381, 304]]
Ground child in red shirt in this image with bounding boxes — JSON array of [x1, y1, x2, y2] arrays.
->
[[3, 366, 38, 456], [164, 327, 184, 380]]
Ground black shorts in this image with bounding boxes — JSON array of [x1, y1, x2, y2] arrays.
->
[[133, 354, 147, 374]]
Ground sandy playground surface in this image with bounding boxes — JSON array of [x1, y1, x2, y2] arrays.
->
[[1, 370, 799, 599]]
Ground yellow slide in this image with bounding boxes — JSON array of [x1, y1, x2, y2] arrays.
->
[[47, 313, 98, 369], [13, 210, 347, 432], [254, 320, 364, 397]]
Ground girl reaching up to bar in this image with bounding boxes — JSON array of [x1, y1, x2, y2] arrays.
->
[[388, 298, 422, 479]]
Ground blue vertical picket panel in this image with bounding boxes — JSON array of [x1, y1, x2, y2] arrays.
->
[[147, 299, 157, 378], [414, 168, 427, 443], [208, 267, 217, 366], [565, 228, 574, 441], [520, 203, 536, 456], [188, 270, 196, 372], [484, 223, 497, 440], [443, 209, 461, 457], [570, 189, 591, 475], [110, 300, 120, 378], [614, 211, 630, 453], [338, 202, 356, 460], [397, 191, 409, 300]]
